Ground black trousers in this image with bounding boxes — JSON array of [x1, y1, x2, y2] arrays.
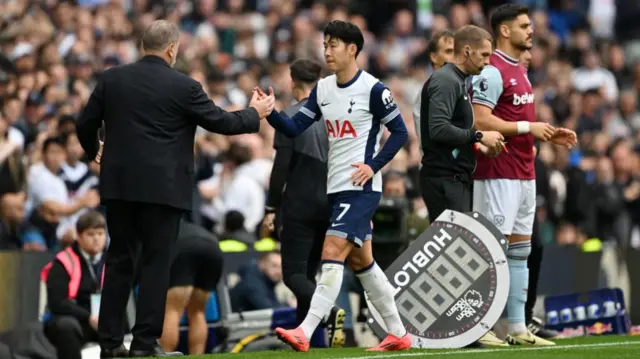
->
[[99, 200, 183, 351], [420, 174, 472, 223], [279, 214, 327, 325], [525, 213, 543, 323], [45, 316, 98, 359]]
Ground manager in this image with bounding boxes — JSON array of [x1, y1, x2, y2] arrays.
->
[[76, 20, 274, 358], [419, 25, 504, 223]]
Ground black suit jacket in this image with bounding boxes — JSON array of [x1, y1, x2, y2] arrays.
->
[[77, 55, 260, 210]]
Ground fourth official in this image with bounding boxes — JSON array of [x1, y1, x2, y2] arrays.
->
[[419, 25, 504, 223]]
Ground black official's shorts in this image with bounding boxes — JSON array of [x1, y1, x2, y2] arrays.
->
[[420, 174, 471, 223], [170, 236, 223, 291]]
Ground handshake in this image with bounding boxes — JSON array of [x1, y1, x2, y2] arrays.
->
[[249, 86, 277, 119]]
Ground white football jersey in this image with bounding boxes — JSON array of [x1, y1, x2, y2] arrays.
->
[[302, 70, 400, 194]]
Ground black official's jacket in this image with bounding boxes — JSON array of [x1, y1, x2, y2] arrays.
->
[[266, 99, 329, 222], [77, 55, 261, 211], [420, 63, 479, 180], [46, 244, 104, 324]]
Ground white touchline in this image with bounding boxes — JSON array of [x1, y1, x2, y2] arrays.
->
[[339, 341, 640, 359]]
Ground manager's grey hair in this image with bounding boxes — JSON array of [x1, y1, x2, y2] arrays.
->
[[141, 20, 180, 52]]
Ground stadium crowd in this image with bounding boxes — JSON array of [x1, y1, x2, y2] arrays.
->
[[0, 0, 640, 319]]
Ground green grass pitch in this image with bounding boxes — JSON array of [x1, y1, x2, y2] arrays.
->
[[134, 334, 640, 358]]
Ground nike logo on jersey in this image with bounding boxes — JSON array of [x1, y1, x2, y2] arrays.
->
[[321, 101, 331, 106], [331, 222, 345, 227]]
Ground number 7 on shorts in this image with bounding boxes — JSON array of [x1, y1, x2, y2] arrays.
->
[[337, 203, 351, 221]]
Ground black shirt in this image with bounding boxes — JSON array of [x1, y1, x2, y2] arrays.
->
[[420, 63, 478, 179], [46, 245, 104, 323], [76, 55, 260, 211], [266, 99, 330, 221]]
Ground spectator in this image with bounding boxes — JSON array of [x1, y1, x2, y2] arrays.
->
[[57, 115, 78, 137], [571, 50, 619, 104], [26, 137, 99, 249], [234, 133, 273, 190], [607, 44, 631, 88], [0, 192, 42, 250], [576, 88, 605, 140], [0, 114, 25, 197], [615, 0, 640, 65], [594, 156, 626, 243], [220, 210, 258, 247], [607, 90, 640, 139], [610, 138, 640, 241], [230, 251, 285, 312], [1, 95, 26, 151], [199, 142, 265, 234], [16, 92, 46, 147], [58, 131, 99, 238], [563, 148, 598, 245]]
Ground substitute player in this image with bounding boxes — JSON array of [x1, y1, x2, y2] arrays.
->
[[471, 4, 577, 346], [262, 20, 411, 352]]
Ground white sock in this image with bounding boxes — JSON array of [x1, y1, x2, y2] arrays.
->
[[508, 322, 527, 334], [299, 262, 344, 339], [356, 262, 406, 338]]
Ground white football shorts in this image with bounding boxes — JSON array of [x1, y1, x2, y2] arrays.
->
[[472, 179, 536, 236]]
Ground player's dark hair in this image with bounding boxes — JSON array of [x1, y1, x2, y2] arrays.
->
[[42, 136, 65, 154], [290, 59, 322, 88], [489, 4, 529, 38], [427, 30, 454, 57], [323, 20, 365, 58], [453, 25, 493, 55], [76, 210, 106, 234]]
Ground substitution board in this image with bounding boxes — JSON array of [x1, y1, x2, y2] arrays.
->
[[366, 210, 510, 348]]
